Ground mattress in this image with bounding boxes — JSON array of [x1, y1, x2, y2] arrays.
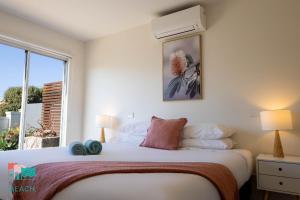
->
[[0, 143, 252, 200]]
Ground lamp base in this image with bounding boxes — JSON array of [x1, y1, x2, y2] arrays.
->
[[273, 130, 284, 158], [101, 128, 106, 143]]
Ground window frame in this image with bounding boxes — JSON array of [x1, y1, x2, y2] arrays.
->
[[0, 33, 71, 149]]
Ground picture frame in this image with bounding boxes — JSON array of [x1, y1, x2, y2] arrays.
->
[[162, 34, 202, 101]]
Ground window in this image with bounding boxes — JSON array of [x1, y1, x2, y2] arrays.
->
[[0, 44, 25, 151], [0, 40, 69, 151]]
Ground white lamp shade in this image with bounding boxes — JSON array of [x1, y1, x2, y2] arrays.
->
[[96, 115, 113, 128], [260, 110, 293, 131]]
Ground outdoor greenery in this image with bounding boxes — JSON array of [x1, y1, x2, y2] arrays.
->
[[26, 121, 57, 137], [27, 86, 43, 104], [0, 127, 19, 151], [0, 86, 42, 116], [0, 103, 8, 117]]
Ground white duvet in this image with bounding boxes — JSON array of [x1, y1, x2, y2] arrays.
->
[[0, 144, 252, 200]]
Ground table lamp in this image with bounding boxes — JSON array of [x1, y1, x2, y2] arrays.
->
[[260, 110, 293, 158], [96, 114, 113, 143]]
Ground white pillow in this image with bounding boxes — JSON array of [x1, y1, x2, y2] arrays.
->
[[183, 124, 235, 139], [110, 121, 150, 146], [110, 132, 145, 146], [118, 121, 150, 136], [181, 138, 234, 149]]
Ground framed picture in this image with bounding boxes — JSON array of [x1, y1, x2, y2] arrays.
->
[[162, 34, 202, 101]]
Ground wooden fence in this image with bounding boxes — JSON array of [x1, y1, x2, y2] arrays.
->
[[42, 81, 62, 135]]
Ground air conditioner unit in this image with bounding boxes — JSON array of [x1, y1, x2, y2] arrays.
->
[[151, 5, 206, 39]]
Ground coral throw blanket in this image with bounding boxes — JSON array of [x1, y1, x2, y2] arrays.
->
[[13, 161, 239, 200]]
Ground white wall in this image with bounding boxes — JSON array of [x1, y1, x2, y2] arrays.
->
[[0, 117, 8, 131], [5, 111, 20, 129], [0, 11, 85, 144], [83, 0, 300, 157], [25, 103, 42, 128]]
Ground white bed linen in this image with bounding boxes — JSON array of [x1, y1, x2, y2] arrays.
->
[[181, 138, 234, 149], [0, 144, 252, 200]]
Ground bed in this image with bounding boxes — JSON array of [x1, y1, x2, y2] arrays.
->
[[0, 143, 252, 200]]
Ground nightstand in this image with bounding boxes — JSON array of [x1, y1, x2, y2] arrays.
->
[[256, 154, 300, 200]]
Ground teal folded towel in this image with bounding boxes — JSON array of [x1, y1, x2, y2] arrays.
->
[[84, 140, 102, 155], [69, 141, 87, 155]]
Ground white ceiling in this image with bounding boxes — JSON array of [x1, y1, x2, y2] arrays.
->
[[0, 0, 218, 41]]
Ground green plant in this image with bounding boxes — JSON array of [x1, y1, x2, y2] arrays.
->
[[27, 86, 43, 104], [3, 87, 22, 112], [0, 128, 19, 151], [0, 102, 8, 116], [26, 127, 37, 137], [0, 86, 42, 116], [26, 121, 57, 137]]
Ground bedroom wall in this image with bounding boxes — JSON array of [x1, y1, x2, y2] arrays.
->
[[0, 11, 85, 144], [83, 0, 300, 157]]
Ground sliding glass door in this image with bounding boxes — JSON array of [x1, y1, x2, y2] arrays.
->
[[0, 42, 69, 151], [22, 53, 66, 149]]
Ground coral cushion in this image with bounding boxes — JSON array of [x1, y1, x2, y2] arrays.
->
[[140, 116, 187, 150]]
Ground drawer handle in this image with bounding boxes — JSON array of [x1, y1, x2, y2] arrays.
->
[[279, 182, 283, 185], [278, 167, 282, 171]]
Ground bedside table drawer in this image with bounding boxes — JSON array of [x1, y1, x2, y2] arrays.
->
[[259, 175, 300, 194], [259, 161, 300, 178]]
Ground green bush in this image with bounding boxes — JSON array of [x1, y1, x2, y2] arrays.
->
[[0, 128, 19, 151], [3, 87, 22, 112], [0, 103, 8, 116], [27, 86, 43, 104], [0, 86, 42, 116]]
